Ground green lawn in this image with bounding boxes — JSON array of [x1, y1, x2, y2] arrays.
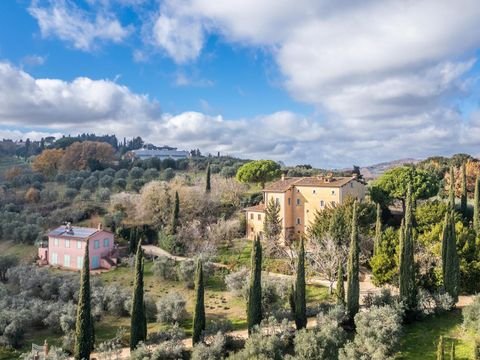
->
[[0, 241, 37, 262], [397, 309, 475, 360]]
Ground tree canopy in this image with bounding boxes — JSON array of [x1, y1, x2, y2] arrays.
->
[[370, 166, 439, 208], [236, 160, 281, 188]]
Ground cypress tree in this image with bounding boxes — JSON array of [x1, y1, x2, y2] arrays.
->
[[451, 341, 455, 360], [442, 210, 460, 302], [474, 176, 480, 234], [129, 227, 136, 254], [130, 241, 147, 350], [461, 163, 467, 216], [346, 201, 360, 321], [399, 184, 417, 315], [74, 240, 94, 360], [294, 238, 307, 329], [192, 260, 205, 344], [437, 336, 445, 360], [336, 260, 345, 306], [449, 166, 456, 210], [172, 191, 180, 235], [206, 163, 211, 193], [288, 284, 296, 316], [374, 203, 382, 256], [247, 236, 262, 334]]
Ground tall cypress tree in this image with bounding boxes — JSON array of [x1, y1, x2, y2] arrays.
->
[[346, 201, 360, 321], [374, 203, 382, 256], [449, 166, 456, 210], [451, 341, 455, 360], [247, 236, 262, 334], [129, 227, 137, 254], [336, 260, 345, 306], [294, 238, 307, 329], [205, 163, 211, 193], [74, 240, 94, 360], [192, 260, 205, 344], [172, 191, 180, 235], [130, 241, 147, 350], [474, 176, 480, 234], [442, 210, 460, 302], [399, 185, 417, 315], [460, 163, 467, 216]]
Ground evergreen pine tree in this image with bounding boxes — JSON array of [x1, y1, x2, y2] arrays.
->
[[336, 260, 345, 306], [130, 241, 147, 350], [346, 201, 360, 321], [192, 260, 205, 344], [205, 163, 211, 193], [74, 240, 94, 360], [474, 176, 480, 234], [374, 203, 382, 256], [294, 238, 307, 329], [461, 163, 467, 216], [172, 191, 180, 235], [247, 236, 262, 334], [437, 336, 445, 360], [399, 184, 417, 315], [449, 166, 456, 210], [442, 210, 460, 302]]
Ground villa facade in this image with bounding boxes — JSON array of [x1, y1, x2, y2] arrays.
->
[[38, 223, 117, 270], [245, 175, 366, 243]]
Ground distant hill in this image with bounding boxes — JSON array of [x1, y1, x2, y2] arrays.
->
[[359, 158, 420, 180]]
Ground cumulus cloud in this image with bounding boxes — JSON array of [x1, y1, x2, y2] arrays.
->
[[28, 0, 132, 51]]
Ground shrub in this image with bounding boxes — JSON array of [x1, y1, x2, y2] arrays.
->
[[463, 295, 480, 333], [129, 167, 144, 180], [156, 292, 187, 324], [144, 168, 160, 181], [63, 188, 78, 200], [191, 332, 226, 360], [152, 256, 177, 281], [151, 339, 185, 360], [113, 178, 127, 191], [160, 168, 175, 181], [363, 288, 399, 309], [225, 268, 249, 297], [99, 175, 114, 188], [339, 305, 403, 360], [177, 259, 195, 288]]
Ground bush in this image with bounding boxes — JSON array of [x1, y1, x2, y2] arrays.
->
[[225, 268, 249, 297], [160, 168, 175, 181], [156, 292, 187, 324], [191, 333, 226, 360], [113, 178, 127, 191], [152, 256, 177, 281], [144, 168, 160, 181], [96, 188, 111, 201], [463, 295, 480, 333], [177, 259, 195, 288], [339, 305, 403, 360], [63, 188, 78, 200], [129, 167, 144, 180], [363, 288, 399, 309], [99, 175, 114, 188]]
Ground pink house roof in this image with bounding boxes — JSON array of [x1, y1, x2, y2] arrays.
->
[[47, 225, 111, 241]]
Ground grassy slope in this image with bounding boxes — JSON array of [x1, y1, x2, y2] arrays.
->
[[0, 156, 28, 178], [397, 309, 475, 360]]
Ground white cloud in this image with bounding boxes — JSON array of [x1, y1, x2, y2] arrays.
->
[[28, 0, 132, 51], [21, 55, 47, 67]]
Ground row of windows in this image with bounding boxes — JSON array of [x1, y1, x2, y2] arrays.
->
[[50, 252, 83, 269], [52, 238, 111, 249]]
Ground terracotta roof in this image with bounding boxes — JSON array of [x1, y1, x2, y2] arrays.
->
[[244, 203, 265, 212], [263, 177, 300, 192], [294, 176, 355, 187], [264, 176, 357, 192]]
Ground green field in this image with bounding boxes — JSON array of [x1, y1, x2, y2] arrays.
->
[[397, 310, 475, 360], [0, 156, 28, 178]]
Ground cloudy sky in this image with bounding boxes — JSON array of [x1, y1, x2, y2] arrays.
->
[[1, 0, 480, 167]]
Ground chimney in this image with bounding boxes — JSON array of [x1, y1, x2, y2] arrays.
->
[[281, 173, 285, 181], [98, 223, 103, 231]]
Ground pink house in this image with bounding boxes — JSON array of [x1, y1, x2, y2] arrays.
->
[[38, 223, 117, 270]]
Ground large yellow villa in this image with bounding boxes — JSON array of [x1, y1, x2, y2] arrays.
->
[[245, 174, 366, 243]]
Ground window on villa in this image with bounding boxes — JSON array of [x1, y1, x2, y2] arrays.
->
[[250, 214, 254, 220], [77, 241, 82, 249], [54, 238, 59, 247], [65, 239, 70, 248], [94, 240, 100, 249], [103, 239, 110, 247], [320, 200, 324, 207], [331, 190, 335, 195], [251, 227, 254, 233], [297, 189, 300, 193], [313, 189, 316, 194], [296, 199, 300, 205], [350, 183, 354, 188], [257, 214, 261, 221], [288, 198, 291, 205], [296, 218, 301, 225]]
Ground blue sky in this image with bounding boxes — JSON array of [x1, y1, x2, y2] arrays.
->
[[1, 0, 480, 167]]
